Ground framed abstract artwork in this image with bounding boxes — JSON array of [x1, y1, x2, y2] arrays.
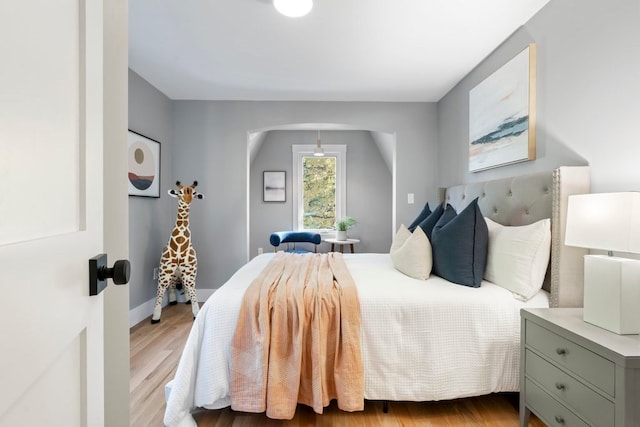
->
[[263, 171, 286, 202], [469, 44, 536, 172], [128, 130, 161, 197]]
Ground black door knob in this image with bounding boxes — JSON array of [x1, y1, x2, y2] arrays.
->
[[98, 259, 131, 285], [89, 254, 131, 295]]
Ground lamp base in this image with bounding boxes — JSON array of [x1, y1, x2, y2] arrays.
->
[[584, 255, 640, 335]]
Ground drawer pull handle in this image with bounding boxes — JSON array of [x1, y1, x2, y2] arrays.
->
[[555, 415, 565, 424], [556, 348, 567, 355], [555, 382, 566, 391]]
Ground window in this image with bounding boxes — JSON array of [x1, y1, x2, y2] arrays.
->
[[292, 144, 346, 231]]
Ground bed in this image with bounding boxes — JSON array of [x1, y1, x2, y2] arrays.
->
[[164, 166, 590, 427]]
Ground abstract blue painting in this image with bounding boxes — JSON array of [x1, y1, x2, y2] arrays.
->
[[469, 44, 536, 172]]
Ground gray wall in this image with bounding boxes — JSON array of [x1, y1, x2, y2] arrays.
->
[[250, 130, 392, 256], [173, 101, 438, 290], [128, 70, 175, 309], [438, 0, 640, 192]]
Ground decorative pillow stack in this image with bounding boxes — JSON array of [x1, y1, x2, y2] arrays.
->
[[431, 198, 488, 288], [391, 197, 551, 296], [484, 217, 551, 300], [390, 224, 432, 280], [390, 198, 491, 288]]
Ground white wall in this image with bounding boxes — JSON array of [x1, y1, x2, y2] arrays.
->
[[250, 130, 392, 256], [438, 0, 640, 192], [172, 101, 438, 290]]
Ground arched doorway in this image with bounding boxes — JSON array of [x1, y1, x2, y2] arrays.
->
[[246, 123, 396, 259]]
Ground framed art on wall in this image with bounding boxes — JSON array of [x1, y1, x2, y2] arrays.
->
[[128, 130, 161, 197], [469, 44, 536, 172], [263, 171, 286, 202]]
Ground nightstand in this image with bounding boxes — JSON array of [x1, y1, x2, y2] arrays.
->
[[520, 308, 640, 427], [323, 238, 360, 253]]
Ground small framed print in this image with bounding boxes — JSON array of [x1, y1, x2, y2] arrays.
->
[[128, 130, 161, 198], [263, 171, 286, 202]]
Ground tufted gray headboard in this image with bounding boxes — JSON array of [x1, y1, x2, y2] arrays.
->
[[444, 166, 590, 308]]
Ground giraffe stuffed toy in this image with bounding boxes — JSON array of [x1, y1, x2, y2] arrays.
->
[[151, 181, 204, 324]]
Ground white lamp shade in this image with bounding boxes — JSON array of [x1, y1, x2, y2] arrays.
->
[[273, 0, 313, 17], [565, 192, 640, 253]]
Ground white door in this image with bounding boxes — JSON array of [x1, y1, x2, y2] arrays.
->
[[0, 1, 106, 425]]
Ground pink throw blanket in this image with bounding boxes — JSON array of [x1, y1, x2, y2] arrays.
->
[[230, 252, 363, 419]]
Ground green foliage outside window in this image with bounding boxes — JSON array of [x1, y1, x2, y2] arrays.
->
[[302, 156, 336, 229]]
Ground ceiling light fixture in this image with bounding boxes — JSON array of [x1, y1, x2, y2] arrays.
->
[[314, 130, 324, 157], [273, 0, 313, 18]]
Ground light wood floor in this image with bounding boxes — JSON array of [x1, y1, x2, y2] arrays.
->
[[130, 303, 545, 426]]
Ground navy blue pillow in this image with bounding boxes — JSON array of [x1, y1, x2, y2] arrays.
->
[[431, 198, 488, 288], [407, 202, 432, 232], [416, 202, 446, 240]]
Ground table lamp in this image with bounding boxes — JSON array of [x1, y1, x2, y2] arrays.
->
[[565, 192, 640, 334]]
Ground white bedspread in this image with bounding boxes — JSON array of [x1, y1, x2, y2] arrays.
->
[[164, 253, 549, 427]]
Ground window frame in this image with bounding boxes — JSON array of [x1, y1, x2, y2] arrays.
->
[[292, 144, 347, 232]]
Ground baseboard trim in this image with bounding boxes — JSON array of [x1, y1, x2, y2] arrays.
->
[[129, 288, 216, 328]]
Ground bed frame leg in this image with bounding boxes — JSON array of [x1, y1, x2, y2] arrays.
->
[[382, 401, 389, 413]]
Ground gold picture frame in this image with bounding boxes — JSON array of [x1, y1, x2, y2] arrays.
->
[[469, 44, 536, 172]]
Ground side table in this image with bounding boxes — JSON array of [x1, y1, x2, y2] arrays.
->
[[323, 238, 360, 253]]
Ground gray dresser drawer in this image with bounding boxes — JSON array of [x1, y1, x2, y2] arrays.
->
[[525, 349, 614, 427], [525, 378, 589, 427], [525, 320, 615, 396], [521, 309, 640, 427]]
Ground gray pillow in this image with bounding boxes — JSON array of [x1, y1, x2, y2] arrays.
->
[[431, 198, 488, 288]]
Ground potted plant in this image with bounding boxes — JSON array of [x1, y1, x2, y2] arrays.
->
[[335, 217, 356, 241]]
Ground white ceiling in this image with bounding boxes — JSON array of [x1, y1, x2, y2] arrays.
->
[[129, 0, 550, 102]]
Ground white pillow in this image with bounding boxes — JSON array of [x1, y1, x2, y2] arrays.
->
[[390, 223, 412, 252], [390, 224, 432, 280], [484, 217, 551, 301]]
